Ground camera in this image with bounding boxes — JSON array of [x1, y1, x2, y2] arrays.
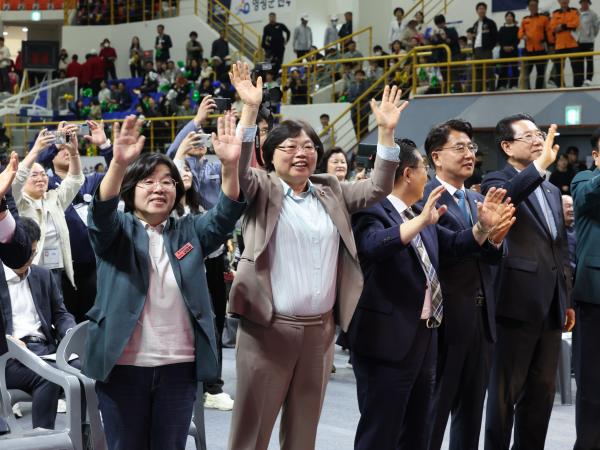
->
[[213, 97, 232, 113], [47, 130, 69, 145], [192, 132, 211, 149], [254, 62, 273, 72]]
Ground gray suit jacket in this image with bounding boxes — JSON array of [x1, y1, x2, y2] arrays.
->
[[228, 145, 398, 331]]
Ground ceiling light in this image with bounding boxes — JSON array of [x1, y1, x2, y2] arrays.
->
[[22, 27, 29, 32]]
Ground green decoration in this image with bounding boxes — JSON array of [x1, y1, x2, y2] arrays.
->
[[160, 83, 171, 93], [100, 100, 108, 110], [192, 90, 200, 102], [184, 70, 192, 79], [83, 88, 93, 98], [81, 106, 91, 117], [177, 60, 185, 68], [109, 104, 118, 112], [418, 67, 427, 82], [430, 74, 439, 88]]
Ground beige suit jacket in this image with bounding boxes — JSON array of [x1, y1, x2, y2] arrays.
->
[[229, 146, 398, 331]]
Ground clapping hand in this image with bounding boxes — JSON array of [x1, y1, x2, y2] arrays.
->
[[488, 201, 516, 244], [418, 185, 448, 226], [229, 61, 263, 107], [212, 111, 241, 167], [0, 151, 18, 198], [476, 187, 509, 232], [112, 115, 145, 166], [370, 85, 409, 131]]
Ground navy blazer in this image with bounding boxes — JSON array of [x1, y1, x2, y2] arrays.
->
[[0, 264, 75, 348], [0, 204, 32, 355], [346, 198, 481, 363], [482, 163, 572, 326], [84, 192, 245, 382], [571, 168, 600, 305]]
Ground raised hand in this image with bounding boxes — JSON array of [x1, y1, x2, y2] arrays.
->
[[175, 131, 203, 160], [64, 131, 79, 156], [476, 187, 509, 231], [112, 115, 145, 166], [0, 151, 18, 198], [418, 185, 448, 226], [212, 111, 241, 167], [535, 124, 559, 171], [194, 95, 216, 126], [229, 61, 263, 107], [370, 85, 409, 131], [31, 129, 55, 154], [84, 120, 108, 146]]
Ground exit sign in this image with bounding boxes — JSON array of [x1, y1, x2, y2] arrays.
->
[[565, 105, 581, 125]]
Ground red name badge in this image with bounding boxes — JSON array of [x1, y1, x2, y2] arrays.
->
[[175, 242, 194, 260]]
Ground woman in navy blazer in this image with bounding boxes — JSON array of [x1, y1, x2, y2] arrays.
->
[[83, 114, 247, 450]]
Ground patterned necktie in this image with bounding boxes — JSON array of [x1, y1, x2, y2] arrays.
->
[[454, 189, 472, 225], [403, 207, 443, 327]]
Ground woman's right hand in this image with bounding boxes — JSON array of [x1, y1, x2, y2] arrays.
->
[[31, 129, 55, 154], [112, 115, 145, 166], [229, 61, 263, 107]]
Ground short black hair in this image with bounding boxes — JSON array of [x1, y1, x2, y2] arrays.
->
[[319, 147, 348, 177], [590, 128, 600, 150], [20, 217, 41, 243], [393, 7, 405, 15], [72, 54, 78, 61], [157, 24, 165, 29], [495, 113, 535, 154], [505, 11, 516, 21], [476, 2, 487, 10], [355, 69, 366, 76], [424, 119, 473, 164], [189, 31, 198, 38], [120, 153, 185, 213], [373, 45, 383, 52], [394, 138, 421, 181], [434, 14, 446, 26], [320, 113, 330, 120], [566, 146, 579, 155], [261, 120, 324, 172]]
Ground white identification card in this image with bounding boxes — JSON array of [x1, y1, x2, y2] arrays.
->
[[42, 248, 61, 269]]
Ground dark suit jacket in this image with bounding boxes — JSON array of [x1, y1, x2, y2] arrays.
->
[[0, 204, 32, 355], [571, 168, 600, 304], [422, 179, 502, 344], [482, 163, 572, 326], [346, 198, 481, 363], [0, 264, 75, 350]]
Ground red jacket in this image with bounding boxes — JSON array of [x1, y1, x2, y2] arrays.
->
[[66, 61, 82, 81], [81, 59, 93, 85], [99, 46, 117, 67], [89, 55, 105, 80]]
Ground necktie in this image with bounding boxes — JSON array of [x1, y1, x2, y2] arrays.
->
[[454, 189, 472, 225], [403, 207, 443, 327], [534, 186, 557, 239]]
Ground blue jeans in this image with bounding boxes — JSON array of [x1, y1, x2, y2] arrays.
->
[[96, 362, 196, 450]]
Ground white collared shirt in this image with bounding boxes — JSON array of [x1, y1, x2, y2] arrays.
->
[[386, 194, 432, 319], [4, 265, 45, 340], [117, 219, 195, 367], [268, 179, 340, 316], [475, 20, 484, 48], [436, 176, 473, 217]]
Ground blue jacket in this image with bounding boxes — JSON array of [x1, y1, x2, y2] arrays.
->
[[571, 168, 600, 305], [83, 191, 245, 382]]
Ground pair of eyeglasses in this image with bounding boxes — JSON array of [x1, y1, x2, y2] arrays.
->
[[512, 131, 546, 143], [276, 143, 317, 155], [136, 178, 178, 191], [436, 143, 479, 155]]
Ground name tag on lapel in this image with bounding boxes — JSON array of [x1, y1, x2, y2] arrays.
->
[[175, 242, 194, 260]]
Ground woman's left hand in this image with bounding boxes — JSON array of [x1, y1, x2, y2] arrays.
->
[[212, 111, 241, 167]]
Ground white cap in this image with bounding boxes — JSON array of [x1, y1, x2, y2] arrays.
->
[[90, 49, 98, 55], [301, 14, 309, 20], [330, 15, 338, 21]]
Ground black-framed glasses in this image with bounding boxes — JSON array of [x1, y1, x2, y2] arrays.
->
[[436, 143, 479, 155], [512, 131, 547, 143], [276, 143, 317, 155], [136, 178, 178, 191]]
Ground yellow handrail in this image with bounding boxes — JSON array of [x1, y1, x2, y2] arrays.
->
[[63, 0, 180, 25], [287, 26, 373, 66]]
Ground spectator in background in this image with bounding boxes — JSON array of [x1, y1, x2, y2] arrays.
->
[[339, 11, 353, 50], [139, 61, 159, 94], [318, 113, 336, 150], [199, 58, 214, 80], [58, 48, 69, 73], [577, 0, 599, 85], [519, 0, 553, 90], [155, 24, 173, 63], [186, 31, 203, 65], [566, 145, 588, 172], [401, 19, 421, 49], [366, 59, 384, 81], [549, 0, 582, 87], [347, 69, 370, 140], [430, 14, 462, 92], [211, 29, 230, 61], [262, 12, 290, 75], [293, 15, 313, 59], [549, 153, 575, 193], [414, 10, 425, 31], [0, 37, 12, 92], [129, 36, 144, 78], [87, 50, 105, 96], [115, 82, 132, 111], [343, 40, 363, 63], [287, 68, 308, 104], [497, 11, 520, 90], [471, 2, 498, 91], [561, 194, 576, 272], [66, 55, 83, 87], [97, 80, 111, 105], [319, 147, 348, 181], [99, 38, 117, 80], [324, 15, 339, 47], [388, 7, 405, 49]]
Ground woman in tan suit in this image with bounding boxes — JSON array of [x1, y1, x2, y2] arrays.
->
[[226, 62, 408, 450]]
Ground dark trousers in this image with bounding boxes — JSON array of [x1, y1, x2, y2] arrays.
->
[[497, 50, 519, 89], [62, 261, 97, 323], [524, 50, 547, 89], [295, 50, 309, 59], [0, 67, 10, 92], [573, 302, 600, 450], [484, 312, 561, 450], [351, 102, 370, 142], [6, 340, 60, 429], [203, 252, 226, 395], [551, 48, 584, 87], [353, 323, 437, 450], [130, 64, 143, 78], [96, 363, 196, 450], [429, 306, 493, 450], [266, 48, 284, 76], [473, 48, 495, 91], [105, 64, 117, 81], [577, 42, 594, 82]]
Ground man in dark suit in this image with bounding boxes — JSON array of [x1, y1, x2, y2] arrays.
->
[[1, 217, 76, 429], [347, 140, 509, 450], [154, 24, 173, 63], [570, 128, 600, 450], [423, 119, 511, 450], [483, 114, 575, 450]]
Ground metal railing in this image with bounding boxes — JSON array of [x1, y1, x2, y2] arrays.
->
[[64, 0, 180, 25], [316, 45, 451, 152], [412, 49, 600, 95], [195, 0, 263, 63]]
